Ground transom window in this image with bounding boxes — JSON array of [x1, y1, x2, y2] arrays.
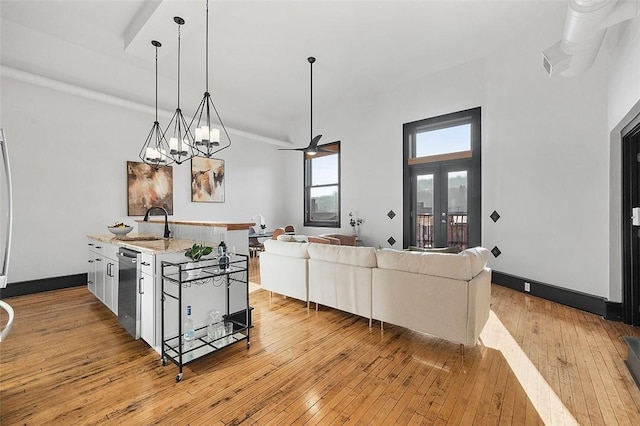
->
[[304, 142, 340, 227]]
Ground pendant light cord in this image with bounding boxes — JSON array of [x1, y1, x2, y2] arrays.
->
[[154, 44, 158, 122], [310, 59, 313, 142], [206, 0, 209, 92], [177, 23, 181, 110]]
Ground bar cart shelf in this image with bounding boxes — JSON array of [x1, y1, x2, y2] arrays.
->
[[160, 254, 250, 382]]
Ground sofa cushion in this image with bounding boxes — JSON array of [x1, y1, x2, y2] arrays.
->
[[307, 243, 377, 268], [375, 247, 489, 281], [263, 239, 310, 258]]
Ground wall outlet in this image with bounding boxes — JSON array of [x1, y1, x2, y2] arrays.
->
[[524, 282, 531, 292]]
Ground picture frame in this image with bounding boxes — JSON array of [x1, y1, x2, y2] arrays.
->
[[191, 157, 225, 203], [127, 161, 174, 216]]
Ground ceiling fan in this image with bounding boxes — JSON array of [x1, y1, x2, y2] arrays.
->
[[279, 57, 337, 156]]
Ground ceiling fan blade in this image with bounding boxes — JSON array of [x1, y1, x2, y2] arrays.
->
[[308, 134, 322, 148], [278, 147, 306, 151]]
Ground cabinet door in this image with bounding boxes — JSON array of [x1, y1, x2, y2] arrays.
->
[[140, 272, 155, 346], [104, 260, 118, 315], [102, 242, 119, 315], [94, 255, 105, 302], [139, 252, 155, 346], [87, 250, 96, 295]]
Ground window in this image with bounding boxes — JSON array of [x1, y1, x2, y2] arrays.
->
[[304, 141, 340, 227]]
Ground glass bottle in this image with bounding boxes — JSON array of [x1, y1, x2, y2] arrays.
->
[[218, 240, 229, 271], [208, 310, 221, 342], [184, 305, 195, 341]]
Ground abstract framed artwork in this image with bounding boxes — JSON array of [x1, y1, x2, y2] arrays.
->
[[191, 157, 225, 203], [127, 161, 174, 216]]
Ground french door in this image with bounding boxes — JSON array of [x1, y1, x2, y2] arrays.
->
[[403, 107, 481, 250], [413, 164, 470, 249]]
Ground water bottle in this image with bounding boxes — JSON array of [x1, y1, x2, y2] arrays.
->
[[207, 310, 221, 342], [184, 305, 195, 341], [218, 240, 229, 271]]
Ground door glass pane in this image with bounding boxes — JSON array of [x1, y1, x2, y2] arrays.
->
[[447, 171, 468, 249], [311, 154, 338, 185], [309, 186, 338, 222], [416, 174, 434, 248], [415, 123, 471, 157]]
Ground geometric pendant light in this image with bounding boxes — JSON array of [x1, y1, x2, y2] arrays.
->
[[189, 0, 232, 158], [164, 16, 196, 165], [139, 40, 173, 168]]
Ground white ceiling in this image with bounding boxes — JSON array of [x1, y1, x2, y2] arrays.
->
[[0, 0, 567, 143]]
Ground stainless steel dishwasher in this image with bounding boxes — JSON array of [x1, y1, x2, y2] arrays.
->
[[118, 247, 141, 339]]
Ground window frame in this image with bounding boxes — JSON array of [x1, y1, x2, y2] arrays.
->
[[304, 141, 341, 228]]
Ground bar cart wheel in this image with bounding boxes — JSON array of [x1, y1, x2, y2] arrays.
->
[[161, 357, 166, 366], [176, 372, 183, 382]]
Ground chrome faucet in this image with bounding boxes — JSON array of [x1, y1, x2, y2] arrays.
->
[[143, 206, 171, 238]]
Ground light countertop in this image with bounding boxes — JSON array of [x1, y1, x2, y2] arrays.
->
[[87, 234, 206, 255], [135, 220, 255, 231]]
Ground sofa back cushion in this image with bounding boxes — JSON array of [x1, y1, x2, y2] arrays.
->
[[375, 247, 489, 281], [263, 239, 310, 259], [307, 243, 377, 268]]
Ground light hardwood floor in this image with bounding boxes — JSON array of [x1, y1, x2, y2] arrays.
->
[[1, 259, 640, 424]]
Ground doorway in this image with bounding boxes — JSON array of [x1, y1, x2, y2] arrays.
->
[[403, 108, 481, 250], [622, 120, 640, 325]]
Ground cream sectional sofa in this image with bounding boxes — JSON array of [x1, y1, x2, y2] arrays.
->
[[260, 239, 491, 348]]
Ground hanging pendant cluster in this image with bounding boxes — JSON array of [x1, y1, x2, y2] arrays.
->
[[139, 0, 232, 169]]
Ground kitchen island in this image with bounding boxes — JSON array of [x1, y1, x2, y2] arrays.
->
[[86, 223, 252, 354]]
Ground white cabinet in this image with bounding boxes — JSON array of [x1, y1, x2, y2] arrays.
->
[[139, 252, 155, 346], [86, 238, 118, 315]]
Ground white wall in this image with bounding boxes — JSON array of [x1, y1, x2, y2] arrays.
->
[[285, 8, 612, 299], [285, 59, 485, 247], [0, 76, 286, 284]]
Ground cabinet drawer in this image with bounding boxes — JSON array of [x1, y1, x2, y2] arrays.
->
[[103, 242, 119, 262], [87, 238, 105, 256], [140, 252, 154, 276]]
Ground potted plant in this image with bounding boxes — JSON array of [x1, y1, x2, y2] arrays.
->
[[184, 243, 213, 276]]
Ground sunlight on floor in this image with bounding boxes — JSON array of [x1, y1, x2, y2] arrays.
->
[[480, 311, 578, 426]]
